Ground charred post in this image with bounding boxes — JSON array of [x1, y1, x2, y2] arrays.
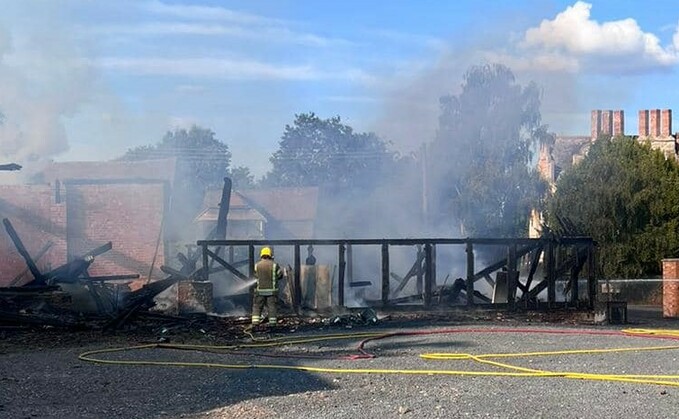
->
[[466, 241, 474, 306], [294, 244, 301, 313], [381, 243, 390, 307], [338, 244, 346, 307]]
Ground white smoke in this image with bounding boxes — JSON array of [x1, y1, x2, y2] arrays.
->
[[0, 20, 94, 172]]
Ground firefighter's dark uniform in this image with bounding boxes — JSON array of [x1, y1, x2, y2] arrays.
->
[[251, 257, 283, 325]]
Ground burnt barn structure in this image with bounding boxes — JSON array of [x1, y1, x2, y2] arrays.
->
[[198, 236, 597, 313]]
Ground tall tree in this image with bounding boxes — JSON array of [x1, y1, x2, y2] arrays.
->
[[120, 125, 232, 241], [547, 135, 679, 278], [265, 113, 390, 190], [431, 64, 548, 237], [121, 125, 231, 189], [229, 165, 256, 189]]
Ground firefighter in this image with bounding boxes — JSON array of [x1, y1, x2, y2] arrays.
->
[[251, 246, 283, 326]]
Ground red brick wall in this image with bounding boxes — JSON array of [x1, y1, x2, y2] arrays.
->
[[65, 182, 167, 280], [0, 182, 168, 286], [0, 185, 67, 286], [662, 259, 679, 317]]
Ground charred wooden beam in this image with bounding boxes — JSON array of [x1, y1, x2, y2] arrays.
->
[[104, 275, 182, 330], [205, 248, 249, 281], [466, 241, 475, 306], [3, 218, 45, 285], [472, 243, 538, 283], [0, 163, 22, 171], [338, 244, 346, 307], [9, 241, 53, 286], [160, 265, 190, 281], [82, 242, 112, 258], [294, 244, 301, 313], [392, 249, 425, 297], [44, 257, 94, 284], [85, 274, 140, 282], [214, 177, 232, 240], [381, 243, 390, 307], [523, 245, 543, 293]]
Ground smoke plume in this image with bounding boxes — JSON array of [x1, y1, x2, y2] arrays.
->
[[0, 21, 94, 176]]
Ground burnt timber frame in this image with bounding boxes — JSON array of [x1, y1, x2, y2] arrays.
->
[[197, 237, 597, 313]]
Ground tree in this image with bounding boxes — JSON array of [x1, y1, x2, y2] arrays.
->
[[430, 64, 548, 237], [120, 125, 232, 241], [265, 113, 390, 190], [229, 166, 255, 189], [121, 125, 231, 189], [546, 135, 679, 278]]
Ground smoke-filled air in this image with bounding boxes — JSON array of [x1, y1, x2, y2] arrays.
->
[[2, 1, 679, 310]]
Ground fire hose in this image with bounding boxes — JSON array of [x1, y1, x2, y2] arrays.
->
[[79, 328, 679, 388]]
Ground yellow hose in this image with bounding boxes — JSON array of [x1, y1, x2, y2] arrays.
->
[[78, 327, 679, 388]]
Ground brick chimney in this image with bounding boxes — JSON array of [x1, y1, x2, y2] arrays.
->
[[661, 109, 673, 137], [590, 110, 601, 139], [601, 110, 612, 136], [639, 110, 649, 137], [612, 110, 624, 136], [650, 109, 661, 137]]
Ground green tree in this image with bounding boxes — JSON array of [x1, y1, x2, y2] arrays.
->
[[265, 113, 390, 190], [121, 125, 231, 189], [120, 125, 232, 241], [431, 64, 548, 237], [229, 165, 256, 189], [547, 135, 679, 278]]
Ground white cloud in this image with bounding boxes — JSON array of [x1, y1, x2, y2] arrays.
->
[[89, 22, 354, 48], [95, 56, 370, 82], [519, 1, 679, 73], [142, 0, 280, 25]]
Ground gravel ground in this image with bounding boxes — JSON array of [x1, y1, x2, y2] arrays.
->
[[3, 308, 679, 419]]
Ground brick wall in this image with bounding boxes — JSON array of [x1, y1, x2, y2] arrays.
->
[[662, 259, 679, 317], [0, 181, 168, 286], [65, 181, 168, 280], [0, 185, 67, 286]]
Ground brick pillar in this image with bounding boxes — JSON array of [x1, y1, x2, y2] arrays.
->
[[662, 259, 679, 318], [661, 109, 672, 137], [612, 110, 624, 136], [601, 110, 612, 136], [590, 110, 601, 139], [639, 110, 649, 137], [650, 109, 661, 137]]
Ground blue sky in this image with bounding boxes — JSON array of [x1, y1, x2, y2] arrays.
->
[[1, 0, 679, 177]]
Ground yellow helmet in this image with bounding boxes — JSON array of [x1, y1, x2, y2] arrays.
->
[[260, 247, 272, 258]]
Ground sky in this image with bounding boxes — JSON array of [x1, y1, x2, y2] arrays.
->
[[1, 0, 679, 177]]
